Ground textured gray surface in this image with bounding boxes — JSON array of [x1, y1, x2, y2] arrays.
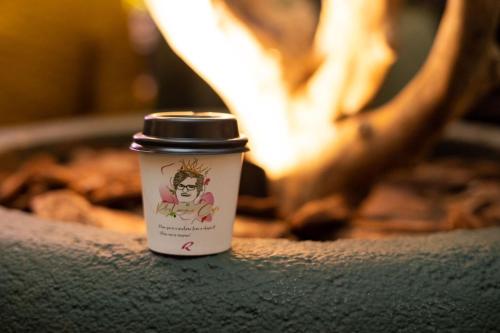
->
[[1, 207, 500, 333]]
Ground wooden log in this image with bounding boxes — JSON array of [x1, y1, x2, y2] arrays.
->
[[275, 0, 500, 225]]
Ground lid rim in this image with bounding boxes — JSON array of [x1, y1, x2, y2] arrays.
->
[[130, 142, 249, 155], [132, 132, 248, 148]]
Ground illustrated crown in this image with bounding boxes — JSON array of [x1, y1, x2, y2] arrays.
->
[[179, 159, 210, 176]]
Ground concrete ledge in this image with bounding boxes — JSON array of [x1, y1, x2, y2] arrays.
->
[[1, 207, 499, 332]]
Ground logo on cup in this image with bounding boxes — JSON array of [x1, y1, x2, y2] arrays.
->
[[182, 241, 194, 251]]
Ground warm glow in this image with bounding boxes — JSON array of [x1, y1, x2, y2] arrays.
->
[[146, 0, 396, 178]]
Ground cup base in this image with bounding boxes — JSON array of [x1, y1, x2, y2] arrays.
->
[[148, 246, 231, 257]]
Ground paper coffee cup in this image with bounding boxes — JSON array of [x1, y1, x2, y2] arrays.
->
[[130, 112, 248, 256]]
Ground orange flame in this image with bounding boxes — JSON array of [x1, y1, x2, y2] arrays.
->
[[147, 0, 396, 178]]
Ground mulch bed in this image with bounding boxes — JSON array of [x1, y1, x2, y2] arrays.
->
[[1, 148, 499, 240]]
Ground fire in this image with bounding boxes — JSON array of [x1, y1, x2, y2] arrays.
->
[[146, 0, 396, 179]]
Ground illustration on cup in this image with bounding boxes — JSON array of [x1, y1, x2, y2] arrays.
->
[[156, 159, 217, 222]]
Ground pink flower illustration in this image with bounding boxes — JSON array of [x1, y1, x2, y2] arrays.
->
[[159, 186, 179, 204], [201, 214, 212, 222], [199, 192, 214, 205]]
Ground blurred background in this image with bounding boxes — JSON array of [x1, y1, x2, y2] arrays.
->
[[0, 0, 223, 126], [0, 0, 497, 127], [0, 0, 499, 241]]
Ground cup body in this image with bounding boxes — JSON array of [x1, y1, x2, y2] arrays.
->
[[139, 152, 243, 256]]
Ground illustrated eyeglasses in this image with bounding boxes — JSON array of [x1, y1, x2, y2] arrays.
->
[[177, 184, 197, 191]]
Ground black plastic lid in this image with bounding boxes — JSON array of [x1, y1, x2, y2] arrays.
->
[[130, 111, 249, 155]]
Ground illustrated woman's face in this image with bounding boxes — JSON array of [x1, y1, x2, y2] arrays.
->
[[176, 177, 198, 203]]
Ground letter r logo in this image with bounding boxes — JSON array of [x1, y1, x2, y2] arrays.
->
[[181, 241, 194, 251]]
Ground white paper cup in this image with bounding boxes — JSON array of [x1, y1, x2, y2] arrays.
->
[[139, 153, 243, 255], [131, 112, 248, 256]]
